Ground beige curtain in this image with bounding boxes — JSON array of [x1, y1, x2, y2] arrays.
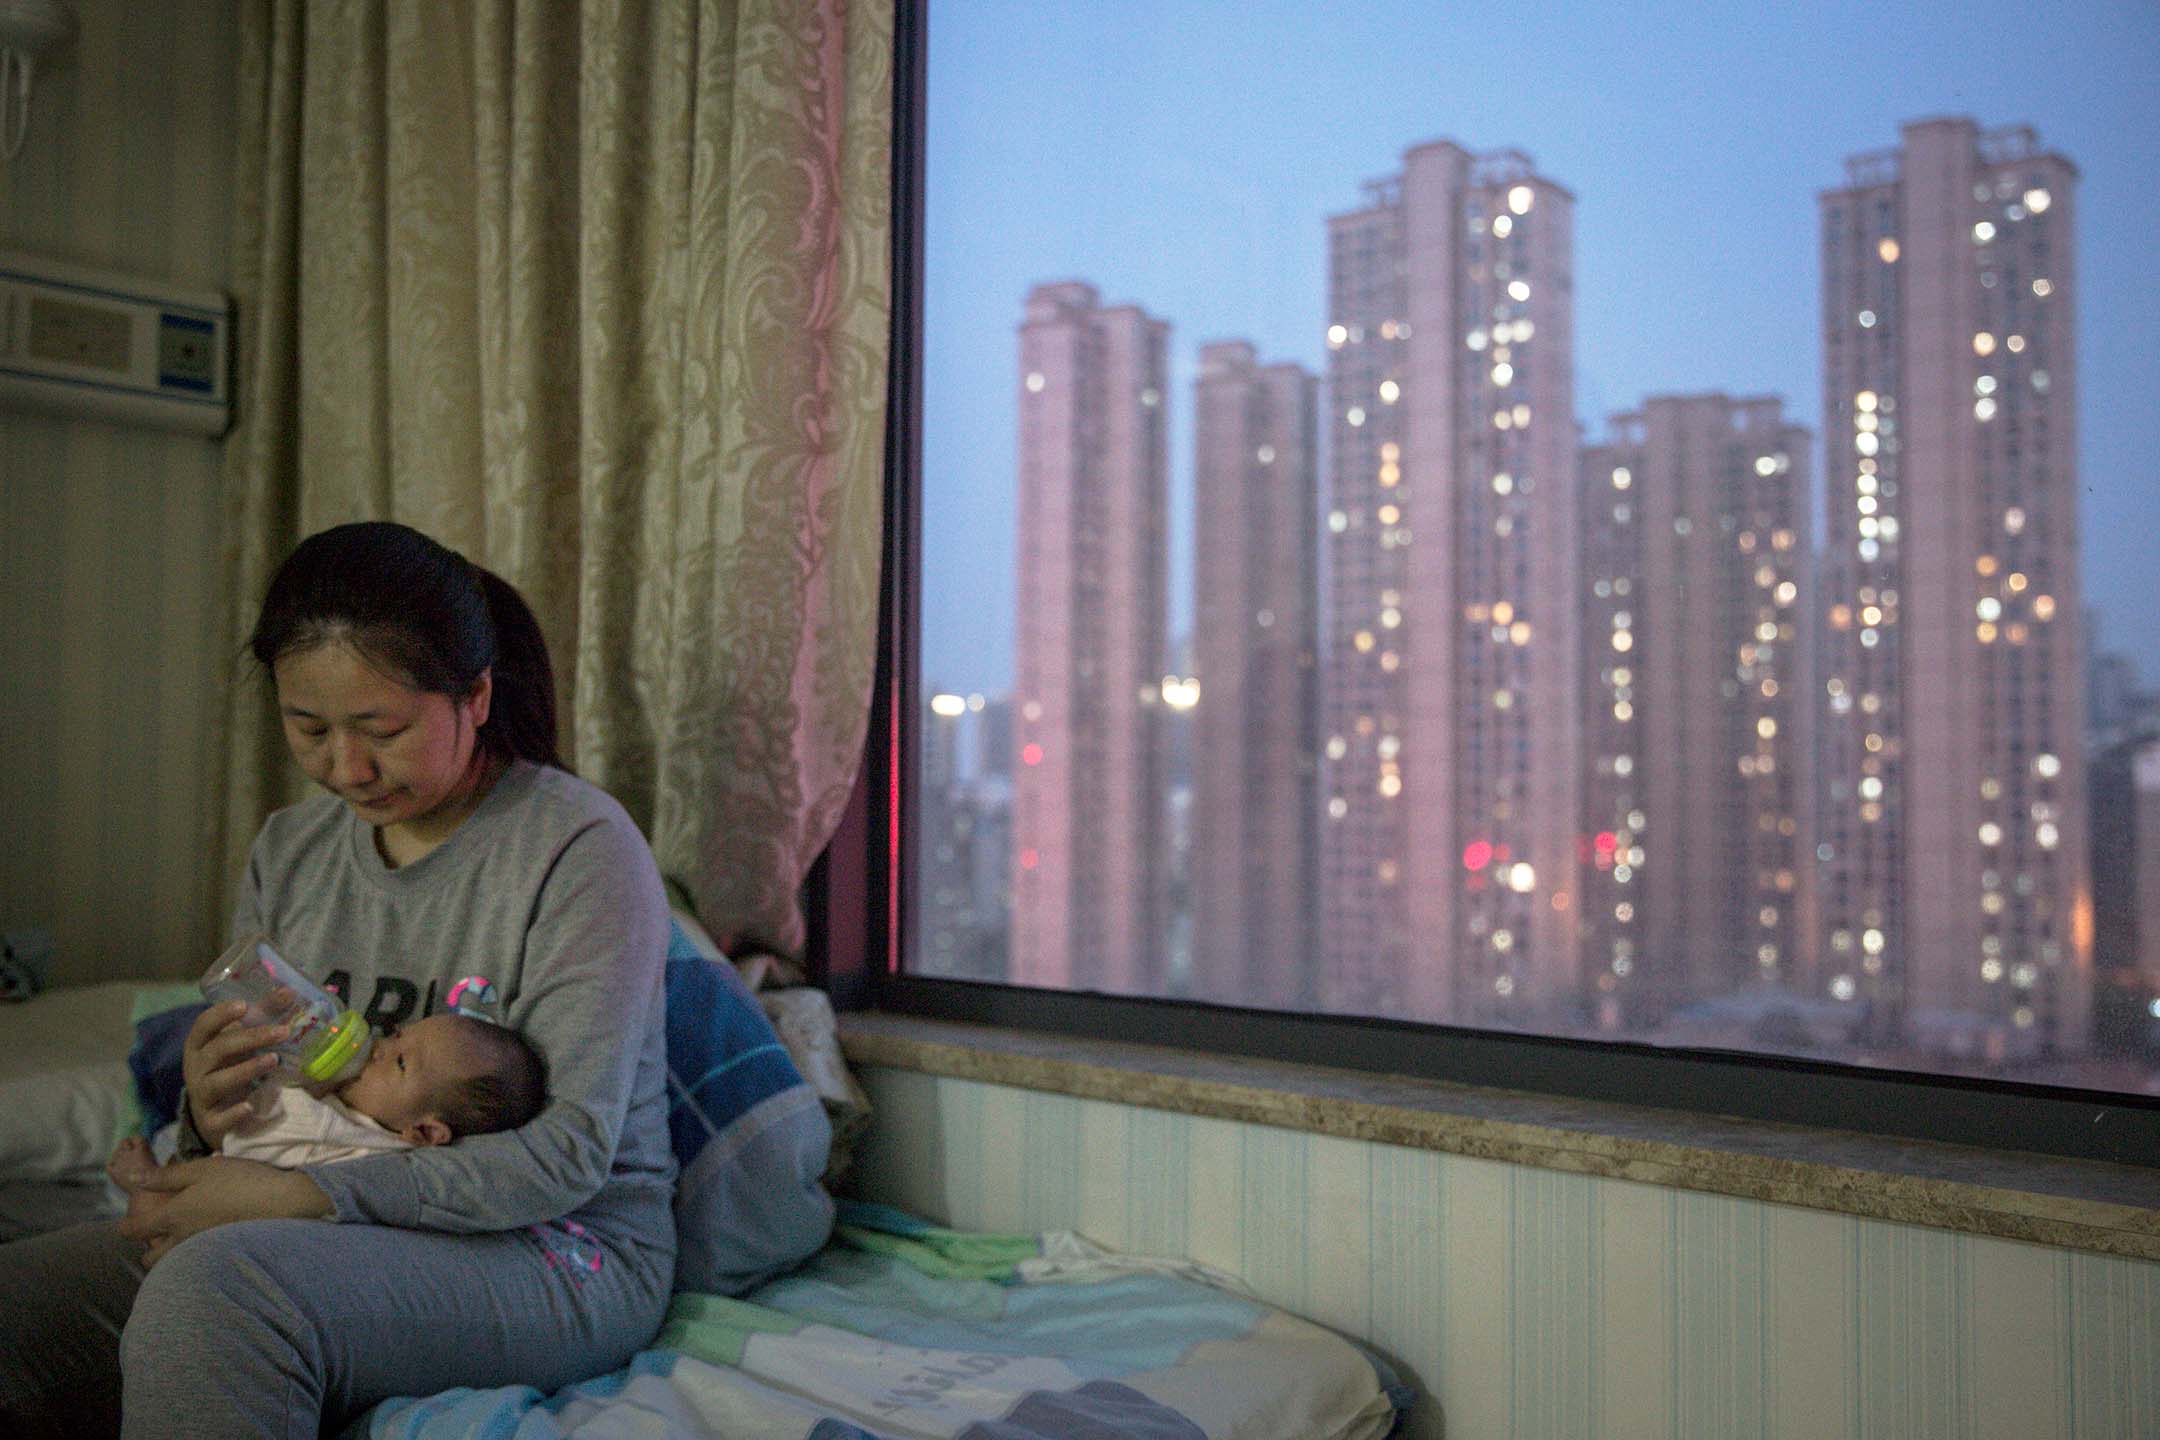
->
[[209, 0, 891, 960]]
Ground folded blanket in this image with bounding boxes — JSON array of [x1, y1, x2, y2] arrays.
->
[[127, 988, 207, 1136], [359, 1200, 1413, 1440]]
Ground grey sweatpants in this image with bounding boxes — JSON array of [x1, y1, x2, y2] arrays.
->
[[0, 1214, 671, 1439]]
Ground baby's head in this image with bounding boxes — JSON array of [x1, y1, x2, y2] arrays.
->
[[336, 1012, 546, 1147]]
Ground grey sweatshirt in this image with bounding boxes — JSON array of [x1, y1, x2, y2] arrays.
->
[[212, 760, 676, 1263]]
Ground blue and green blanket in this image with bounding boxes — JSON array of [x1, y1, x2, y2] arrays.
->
[[359, 1200, 1413, 1439]]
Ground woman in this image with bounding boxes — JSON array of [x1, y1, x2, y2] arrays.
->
[[0, 522, 676, 1439]]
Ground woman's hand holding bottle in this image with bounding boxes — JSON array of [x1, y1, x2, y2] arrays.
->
[[180, 996, 291, 1150]]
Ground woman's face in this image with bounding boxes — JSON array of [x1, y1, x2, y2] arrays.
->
[[273, 641, 492, 831]]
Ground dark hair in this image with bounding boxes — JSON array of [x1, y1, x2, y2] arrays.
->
[[250, 521, 566, 770], [429, 1015, 549, 1138]]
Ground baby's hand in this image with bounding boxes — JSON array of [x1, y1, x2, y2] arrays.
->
[[106, 1134, 159, 1190]]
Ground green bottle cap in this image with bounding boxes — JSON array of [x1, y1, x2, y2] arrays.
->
[[302, 1011, 369, 1085]]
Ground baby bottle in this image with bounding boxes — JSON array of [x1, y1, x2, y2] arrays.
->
[[200, 933, 373, 1089]]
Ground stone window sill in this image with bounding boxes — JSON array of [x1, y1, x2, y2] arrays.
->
[[839, 1012, 2160, 1260]]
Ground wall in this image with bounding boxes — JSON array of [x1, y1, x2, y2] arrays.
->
[[851, 1065, 2159, 1440], [0, 0, 238, 986]]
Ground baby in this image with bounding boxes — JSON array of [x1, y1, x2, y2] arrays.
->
[[109, 1012, 547, 1217]]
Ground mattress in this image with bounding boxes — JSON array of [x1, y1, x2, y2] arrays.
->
[[356, 1200, 1414, 1439]]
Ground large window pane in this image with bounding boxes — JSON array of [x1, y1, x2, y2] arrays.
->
[[911, 2, 2160, 1096]]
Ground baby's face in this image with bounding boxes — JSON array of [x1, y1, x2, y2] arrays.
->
[[337, 1013, 476, 1139]]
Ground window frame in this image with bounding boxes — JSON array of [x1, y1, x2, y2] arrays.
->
[[806, 0, 2160, 1172]]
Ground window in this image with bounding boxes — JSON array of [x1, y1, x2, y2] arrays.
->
[[837, 1, 2160, 1165]]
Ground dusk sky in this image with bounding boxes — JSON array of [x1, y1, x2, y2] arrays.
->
[[919, 1, 2160, 701]]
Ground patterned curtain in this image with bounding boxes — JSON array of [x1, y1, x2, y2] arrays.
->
[[210, 0, 891, 959]]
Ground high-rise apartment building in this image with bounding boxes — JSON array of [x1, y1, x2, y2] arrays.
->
[[2134, 747, 2160, 1028], [915, 692, 1013, 983], [1191, 341, 1319, 1010], [976, 695, 1016, 783], [1578, 396, 1816, 1033], [1819, 118, 2090, 1060], [1320, 143, 1579, 1024], [1011, 282, 1171, 993], [2088, 734, 2160, 1055], [2086, 615, 2150, 742], [916, 692, 977, 978]]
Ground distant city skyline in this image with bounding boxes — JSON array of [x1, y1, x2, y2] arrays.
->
[[921, 2, 2160, 699], [914, 110, 2144, 1082]]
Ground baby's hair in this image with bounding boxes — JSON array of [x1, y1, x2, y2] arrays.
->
[[430, 1015, 548, 1138]]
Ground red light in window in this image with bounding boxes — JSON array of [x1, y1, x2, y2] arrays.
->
[[1595, 831, 1618, 855], [1022, 742, 1044, 766], [1462, 840, 1493, 871], [1019, 848, 1039, 870]]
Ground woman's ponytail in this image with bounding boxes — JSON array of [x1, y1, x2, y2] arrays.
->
[[473, 566, 567, 772]]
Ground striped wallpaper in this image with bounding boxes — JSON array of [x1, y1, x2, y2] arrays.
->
[[851, 1065, 2160, 1440], [0, 0, 238, 986]]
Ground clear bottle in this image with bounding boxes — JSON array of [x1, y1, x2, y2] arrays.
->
[[200, 933, 373, 1089]]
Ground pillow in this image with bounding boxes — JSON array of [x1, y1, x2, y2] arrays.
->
[[0, 980, 178, 1193], [0, 1065, 136, 1187], [662, 913, 835, 1296]]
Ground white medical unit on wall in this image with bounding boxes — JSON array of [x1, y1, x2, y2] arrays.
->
[[0, 250, 232, 437]]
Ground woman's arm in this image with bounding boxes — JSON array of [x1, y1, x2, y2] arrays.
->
[[123, 842, 334, 1264], [172, 849, 279, 1159], [116, 1158, 334, 1266], [297, 815, 669, 1232]]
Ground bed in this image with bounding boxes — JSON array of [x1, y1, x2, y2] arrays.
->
[[0, 936, 1413, 1439], [0, 977, 150, 1239], [356, 1200, 1411, 1439]]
